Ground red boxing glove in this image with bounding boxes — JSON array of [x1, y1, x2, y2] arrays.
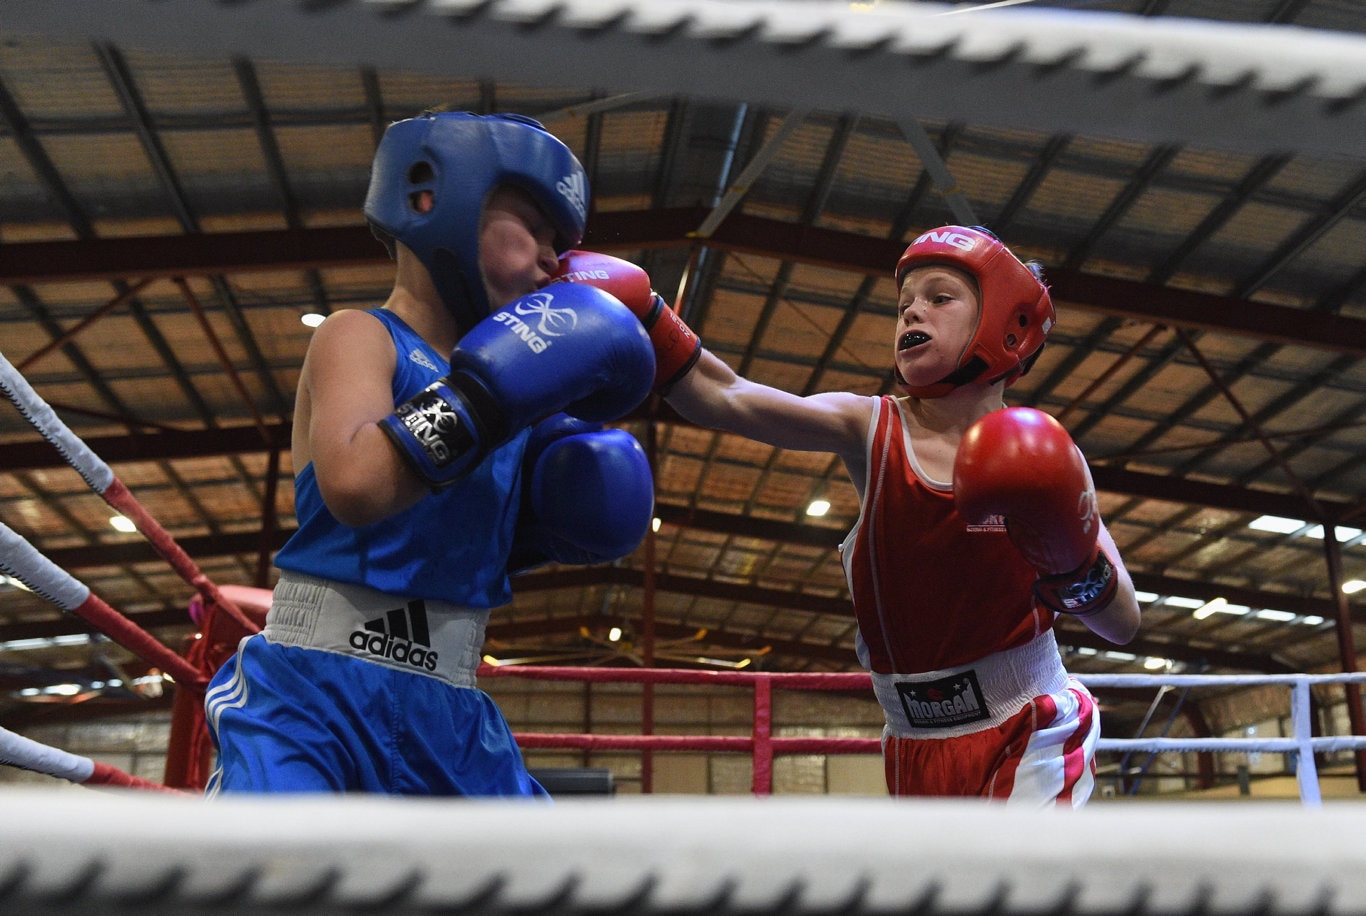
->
[[953, 407, 1117, 616], [550, 250, 702, 393]]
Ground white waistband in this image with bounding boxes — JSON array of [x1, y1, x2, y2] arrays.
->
[[262, 571, 488, 688], [872, 629, 1068, 739]]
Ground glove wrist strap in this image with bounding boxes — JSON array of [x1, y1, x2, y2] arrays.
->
[[1034, 544, 1117, 617], [648, 294, 703, 393], [381, 377, 487, 490]]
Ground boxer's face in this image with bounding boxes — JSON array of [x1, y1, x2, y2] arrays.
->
[[893, 264, 981, 390], [478, 185, 560, 310]]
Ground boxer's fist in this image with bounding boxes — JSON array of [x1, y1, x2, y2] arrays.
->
[[550, 250, 701, 392], [953, 407, 1116, 616], [508, 413, 654, 573], [381, 283, 654, 489]]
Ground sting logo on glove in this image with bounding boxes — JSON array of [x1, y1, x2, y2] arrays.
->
[[394, 386, 470, 468], [1036, 549, 1117, 616]]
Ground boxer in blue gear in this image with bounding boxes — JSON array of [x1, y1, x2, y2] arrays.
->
[[205, 111, 654, 796]]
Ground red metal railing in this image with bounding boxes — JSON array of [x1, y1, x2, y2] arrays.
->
[[478, 663, 880, 794]]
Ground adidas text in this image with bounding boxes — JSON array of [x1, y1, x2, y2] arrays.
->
[[349, 630, 439, 671]]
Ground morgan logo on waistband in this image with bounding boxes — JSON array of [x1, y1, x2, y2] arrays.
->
[[350, 600, 438, 672], [895, 671, 990, 729]]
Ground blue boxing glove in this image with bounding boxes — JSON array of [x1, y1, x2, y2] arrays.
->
[[508, 413, 654, 574], [381, 283, 655, 488]]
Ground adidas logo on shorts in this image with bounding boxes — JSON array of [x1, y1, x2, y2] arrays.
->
[[349, 600, 439, 672]]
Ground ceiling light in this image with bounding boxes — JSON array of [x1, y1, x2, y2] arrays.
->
[[1163, 596, 1207, 609], [109, 515, 136, 533], [1248, 515, 1306, 534], [301, 312, 326, 328], [806, 498, 830, 517], [1344, 580, 1366, 595], [0, 633, 92, 652], [607, 626, 623, 642], [1193, 597, 1227, 620], [1248, 516, 1364, 544], [651, 517, 661, 533], [1303, 525, 1365, 542]]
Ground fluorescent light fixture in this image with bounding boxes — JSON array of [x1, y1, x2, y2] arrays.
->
[[1248, 515, 1306, 534], [110, 515, 137, 533], [1193, 597, 1227, 620], [1301, 615, 1325, 626], [806, 498, 831, 517], [1163, 596, 1207, 609], [1133, 590, 1159, 603], [0, 633, 93, 653], [1255, 609, 1297, 623], [651, 517, 661, 533], [1143, 657, 1168, 670], [1248, 515, 1363, 543], [607, 627, 623, 642], [301, 312, 326, 328], [1344, 580, 1366, 595], [1304, 525, 1365, 542], [0, 638, 51, 652]]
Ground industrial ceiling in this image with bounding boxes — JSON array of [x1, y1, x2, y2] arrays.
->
[[0, 0, 1363, 742]]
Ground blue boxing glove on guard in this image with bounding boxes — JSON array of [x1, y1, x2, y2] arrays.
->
[[508, 413, 654, 574], [381, 283, 655, 489]]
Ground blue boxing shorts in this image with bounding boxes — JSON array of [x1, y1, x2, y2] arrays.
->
[[204, 572, 547, 798]]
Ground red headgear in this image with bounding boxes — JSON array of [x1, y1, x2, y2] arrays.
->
[[894, 226, 1055, 398]]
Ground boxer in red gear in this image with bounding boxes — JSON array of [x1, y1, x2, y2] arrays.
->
[[660, 225, 1140, 806]]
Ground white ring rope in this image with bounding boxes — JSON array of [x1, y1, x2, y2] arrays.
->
[[0, 350, 113, 494], [0, 520, 90, 612], [0, 725, 94, 784], [0, 348, 257, 633], [0, 518, 206, 687], [2, 790, 1365, 914], [1079, 670, 1366, 807], [0, 725, 181, 792], [3, 0, 1363, 159]]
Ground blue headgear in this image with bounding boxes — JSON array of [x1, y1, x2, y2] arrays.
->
[[364, 111, 589, 329]]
